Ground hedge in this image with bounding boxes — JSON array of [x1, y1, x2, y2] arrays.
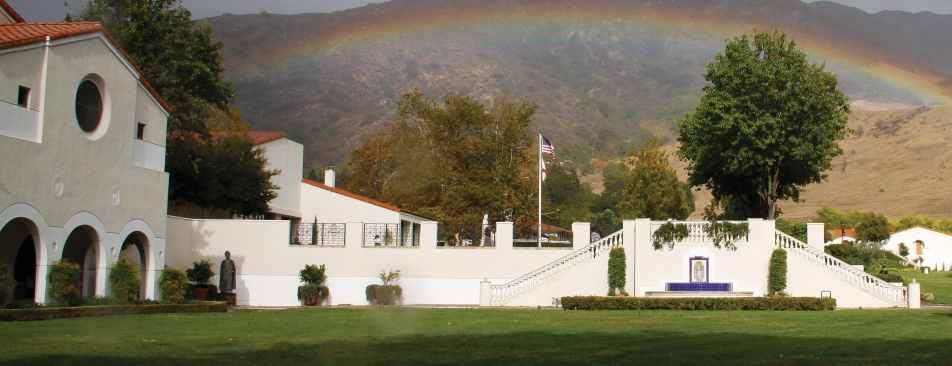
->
[[768, 248, 787, 294], [0, 301, 229, 322], [561, 296, 836, 310]]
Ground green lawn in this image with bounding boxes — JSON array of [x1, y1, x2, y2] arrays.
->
[[1, 307, 951, 365], [900, 271, 952, 304]]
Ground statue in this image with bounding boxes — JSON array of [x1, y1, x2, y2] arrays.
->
[[220, 251, 236, 293]]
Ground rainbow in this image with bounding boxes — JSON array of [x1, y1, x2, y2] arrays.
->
[[227, 1, 952, 104]]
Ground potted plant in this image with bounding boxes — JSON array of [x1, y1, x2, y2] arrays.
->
[[185, 259, 215, 300], [297, 264, 330, 306], [365, 269, 402, 305], [0, 262, 16, 307]]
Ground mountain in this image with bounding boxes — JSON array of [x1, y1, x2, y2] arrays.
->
[[204, 0, 952, 168]]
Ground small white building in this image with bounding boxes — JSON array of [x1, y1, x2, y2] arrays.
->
[[886, 226, 952, 270], [0, 3, 171, 302]]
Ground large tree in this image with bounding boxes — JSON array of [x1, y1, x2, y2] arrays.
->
[[617, 137, 691, 220], [347, 90, 538, 226], [68, 0, 277, 217], [677, 29, 851, 219]]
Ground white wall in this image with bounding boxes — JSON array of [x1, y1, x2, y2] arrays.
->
[[257, 138, 303, 218], [785, 252, 895, 308], [300, 182, 401, 224]]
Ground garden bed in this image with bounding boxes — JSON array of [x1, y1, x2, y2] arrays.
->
[[561, 296, 836, 310], [0, 301, 228, 322]]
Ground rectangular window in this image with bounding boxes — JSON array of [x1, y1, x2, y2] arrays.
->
[[135, 122, 146, 140], [17, 86, 30, 108]]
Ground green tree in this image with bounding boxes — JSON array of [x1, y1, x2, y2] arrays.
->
[[815, 206, 849, 229], [896, 213, 935, 231], [543, 162, 595, 228], [592, 162, 626, 213], [347, 90, 538, 227], [591, 209, 622, 237], [676, 29, 851, 219], [617, 137, 690, 220]]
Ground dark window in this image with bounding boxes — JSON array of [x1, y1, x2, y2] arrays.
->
[[135, 123, 146, 140], [17, 86, 30, 107], [75, 80, 102, 133]]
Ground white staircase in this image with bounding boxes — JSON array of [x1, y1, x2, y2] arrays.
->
[[775, 231, 907, 306], [491, 229, 623, 304]]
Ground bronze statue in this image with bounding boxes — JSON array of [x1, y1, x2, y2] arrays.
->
[[220, 251, 236, 293]]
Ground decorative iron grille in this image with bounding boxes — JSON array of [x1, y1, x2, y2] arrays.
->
[[364, 223, 403, 246], [291, 223, 345, 245], [439, 223, 495, 247]]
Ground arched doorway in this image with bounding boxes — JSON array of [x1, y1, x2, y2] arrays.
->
[[0, 218, 40, 302], [119, 232, 149, 300], [62, 226, 99, 298], [915, 240, 925, 256]]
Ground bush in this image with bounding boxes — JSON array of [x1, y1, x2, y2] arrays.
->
[[898, 243, 910, 257], [300, 264, 327, 285], [110, 260, 141, 303], [298, 264, 330, 305], [185, 259, 215, 286], [0, 302, 228, 322], [607, 248, 627, 296], [366, 269, 403, 305], [824, 243, 863, 265], [768, 248, 787, 294], [0, 262, 16, 304], [159, 266, 189, 304], [561, 296, 836, 310], [48, 259, 83, 304], [775, 219, 807, 242], [871, 272, 906, 284]]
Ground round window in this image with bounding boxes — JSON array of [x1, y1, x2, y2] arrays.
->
[[75, 80, 103, 133]]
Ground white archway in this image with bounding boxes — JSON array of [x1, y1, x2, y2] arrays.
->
[[61, 212, 108, 297], [117, 220, 159, 300], [0, 203, 50, 303]]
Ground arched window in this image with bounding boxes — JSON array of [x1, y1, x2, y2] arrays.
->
[[915, 240, 925, 255], [75, 80, 103, 133]]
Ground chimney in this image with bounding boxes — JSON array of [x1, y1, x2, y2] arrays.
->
[[324, 166, 336, 188]]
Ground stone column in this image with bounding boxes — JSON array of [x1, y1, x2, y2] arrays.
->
[[479, 278, 491, 307], [807, 222, 825, 249], [495, 222, 513, 250], [571, 222, 591, 249], [419, 221, 438, 251]]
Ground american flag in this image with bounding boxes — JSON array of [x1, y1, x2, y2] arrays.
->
[[541, 136, 556, 158]]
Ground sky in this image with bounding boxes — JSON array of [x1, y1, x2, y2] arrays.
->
[[5, 0, 952, 22]]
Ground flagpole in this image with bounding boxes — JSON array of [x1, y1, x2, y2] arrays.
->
[[538, 134, 542, 248]]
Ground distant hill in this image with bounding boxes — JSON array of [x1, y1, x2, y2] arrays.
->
[[204, 0, 952, 167]]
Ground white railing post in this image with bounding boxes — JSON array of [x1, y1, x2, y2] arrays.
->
[[908, 279, 921, 309], [480, 278, 492, 307]]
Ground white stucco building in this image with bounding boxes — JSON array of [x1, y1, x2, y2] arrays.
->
[[0, 3, 170, 302], [886, 226, 952, 270]]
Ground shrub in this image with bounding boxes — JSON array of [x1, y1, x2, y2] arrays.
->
[[185, 259, 215, 286], [48, 259, 82, 304], [298, 264, 330, 305], [0, 262, 16, 305], [871, 272, 906, 284], [898, 243, 909, 257], [824, 243, 863, 265], [775, 219, 807, 242], [607, 248, 627, 296], [768, 248, 787, 294], [0, 302, 228, 322], [110, 260, 141, 303], [561, 296, 836, 310], [366, 269, 402, 305], [159, 266, 189, 304]]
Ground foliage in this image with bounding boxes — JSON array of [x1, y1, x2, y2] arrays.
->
[[871, 273, 906, 285], [592, 162, 626, 213], [590, 209, 622, 238], [366, 269, 403, 305], [346, 90, 538, 228], [543, 162, 596, 229], [814, 206, 849, 229], [651, 222, 689, 250], [898, 243, 910, 257], [617, 137, 690, 220], [0, 302, 227, 322], [185, 260, 215, 285], [561, 296, 835, 310], [109, 260, 141, 304], [299, 264, 327, 285], [67, 0, 278, 217], [379, 269, 401, 286], [297, 284, 330, 305], [824, 243, 864, 265], [676, 29, 851, 219], [158, 266, 189, 304], [607, 248, 627, 296], [768, 249, 788, 294], [0, 262, 16, 303], [48, 260, 83, 304], [775, 219, 807, 243], [705, 220, 750, 251], [855, 212, 891, 243]]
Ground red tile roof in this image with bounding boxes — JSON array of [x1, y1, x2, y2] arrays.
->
[[0, 0, 24, 23], [301, 179, 432, 220], [0, 22, 171, 114], [250, 131, 287, 145], [828, 229, 856, 240]]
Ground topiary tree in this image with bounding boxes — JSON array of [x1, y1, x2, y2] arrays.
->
[[768, 248, 788, 295], [297, 264, 330, 306], [109, 260, 141, 303], [159, 266, 189, 304], [48, 259, 83, 305], [607, 248, 627, 296]]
